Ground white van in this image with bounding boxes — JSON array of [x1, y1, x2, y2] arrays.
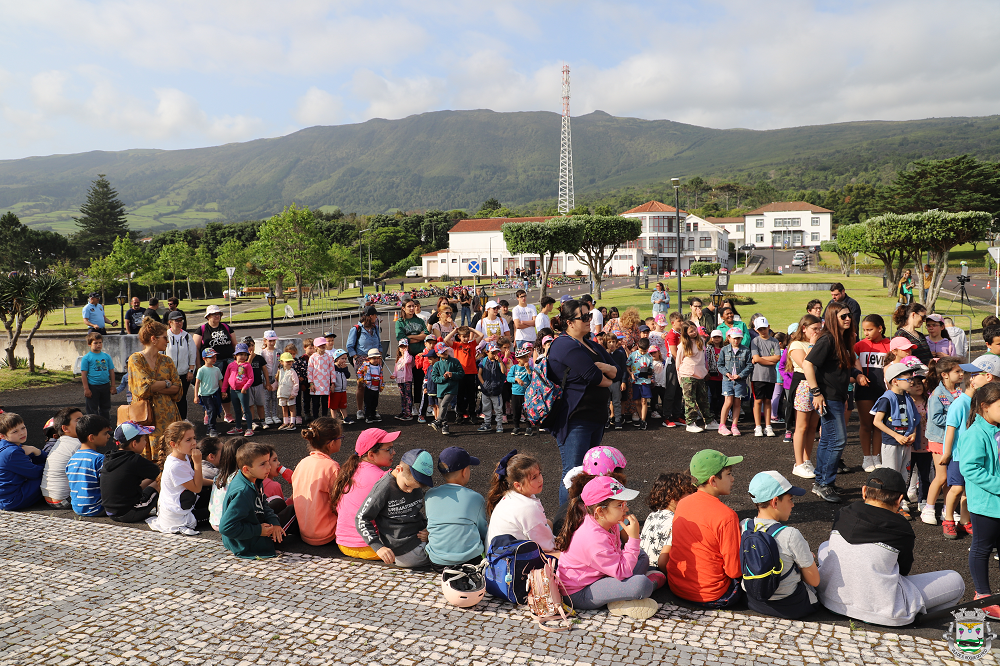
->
[[405, 266, 423, 278]]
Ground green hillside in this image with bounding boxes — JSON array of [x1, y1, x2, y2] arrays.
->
[[1, 110, 999, 233]]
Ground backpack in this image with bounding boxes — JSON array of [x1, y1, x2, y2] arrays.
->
[[525, 555, 573, 632], [740, 518, 795, 602], [484, 535, 544, 604], [523, 354, 567, 427]]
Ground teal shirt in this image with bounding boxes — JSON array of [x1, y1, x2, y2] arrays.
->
[[80, 351, 114, 385], [960, 415, 1000, 518], [430, 356, 464, 397], [219, 471, 280, 559], [196, 365, 223, 396], [715, 321, 751, 348], [424, 484, 489, 566]]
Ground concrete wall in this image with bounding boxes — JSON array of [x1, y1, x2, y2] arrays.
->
[[732, 283, 832, 293]]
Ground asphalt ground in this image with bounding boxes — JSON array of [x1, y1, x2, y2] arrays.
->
[[5, 381, 996, 640]]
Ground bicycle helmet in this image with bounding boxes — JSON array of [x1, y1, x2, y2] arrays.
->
[[441, 562, 487, 608]]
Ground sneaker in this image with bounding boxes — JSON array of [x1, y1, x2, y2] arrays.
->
[[631, 414, 640, 423], [374, 412, 383, 422], [954, 512, 962, 523], [441, 424, 449, 435], [496, 425, 503, 434], [227, 427, 242, 435], [207, 428, 219, 437], [357, 409, 365, 421], [264, 416, 275, 426], [244, 429, 254, 437], [730, 425, 741, 437], [837, 460, 850, 475], [974, 593, 1000, 619], [477, 424, 490, 432], [366, 418, 376, 424], [898, 500, 911, 520], [639, 420, 648, 431], [907, 484, 919, 503], [605, 420, 612, 430], [607, 598, 659, 620], [429, 421, 439, 432], [252, 421, 261, 431], [686, 424, 705, 433], [646, 571, 666, 589], [783, 431, 793, 442], [412, 407, 421, 417], [920, 505, 938, 525], [718, 424, 731, 436], [417, 416, 427, 424], [792, 464, 816, 479], [862, 455, 876, 473], [764, 425, 775, 437], [964, 522, 974, 537], [651, 411, 662, 419], [771, 417, 785, 425], [707, 421, 720, 430], [614, 420, 624, 430], [395, 414, 413, 421], [943, 520, 959, 539], [662, 421, 676, 428], [873, 455, 882, 468], [811, 483, 841, 503], [511, 428, 522, 436], [524, 428, 534, 437], [803, 460, 816, 473], [754, 426, 764, 437], [179, 527, 201, 537]]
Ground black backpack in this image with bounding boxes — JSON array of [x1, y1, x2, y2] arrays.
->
[[740, 519, 795, 602]]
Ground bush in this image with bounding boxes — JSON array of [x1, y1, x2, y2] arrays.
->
[[575, 269, 583, 276], [690, 262, 721, 276], [722, 292, 756, 306], [440, 273, 450, 281]]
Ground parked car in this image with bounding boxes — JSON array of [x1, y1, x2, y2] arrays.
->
[[791, 252, 806, 267], [405, 266, 423, 278]]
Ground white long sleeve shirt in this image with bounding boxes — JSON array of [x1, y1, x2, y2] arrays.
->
[[166, 330, 196, 375]]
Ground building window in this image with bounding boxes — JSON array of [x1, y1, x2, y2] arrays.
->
[[756, 234, 765, 243], [440, 259, 446, 263], [774, 217, 802, 228], [811, 217, 820, 226], [811, 232, 820, 241], [700, 236, 712, 248], [666, 238, 677, 253], [688, 238, 695, 250], [492, 257, 498, 262], [756, 219, 764, 228], [452, 258, 457, 263], [736, 224, 744, 232]]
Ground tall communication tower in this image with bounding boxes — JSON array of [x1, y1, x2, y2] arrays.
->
[[558, 65, 575, 214]]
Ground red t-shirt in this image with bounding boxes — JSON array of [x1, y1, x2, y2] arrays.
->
[[854, 337, 891, 394], [666, 490, 741, 603], [451, 341, 478, 375], [665, 329, 682, 357]]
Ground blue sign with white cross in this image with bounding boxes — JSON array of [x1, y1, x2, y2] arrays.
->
[[467, 260, 480, 275]]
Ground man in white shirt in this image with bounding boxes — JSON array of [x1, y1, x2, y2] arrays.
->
[[535, 296, 555, 332], [582, 294, 603, 335], [511, 289, 538, 350]]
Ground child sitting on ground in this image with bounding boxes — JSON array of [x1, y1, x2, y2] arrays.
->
[[219, 442, 285, 559], [742, 471, 819, 619], [199, 437, 221, 483], [262, 449, 294, 502], [667, 449, 744, 608], [39, 407, 82, 509], [66, 414, 111, 517], [425, 446, 488, 567], [0, 413, 47, 511], [639, 472, 696, 571], [100, 422, 160, 523], [331, 428, 399, 559], [485, 450, 556, 552], [556, 476, 665, 620], [358, 448, 435, 568], [817, 468, 965, 626], [291, 417, 342, 547], [147, 421, 203, 536], [209, 436, 246, 531]]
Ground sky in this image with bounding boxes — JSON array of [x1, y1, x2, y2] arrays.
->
[[1, 0, 999, 161]]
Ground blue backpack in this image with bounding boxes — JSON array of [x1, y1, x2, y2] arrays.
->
[[484, 535, 545, 604], [740, 519, 795, 602]]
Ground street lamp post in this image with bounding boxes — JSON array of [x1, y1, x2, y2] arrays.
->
[[116, 292, 127, 335], [266, 292, 277, 331], [359, 229, 369, 296], [671, 177, 682, 309]]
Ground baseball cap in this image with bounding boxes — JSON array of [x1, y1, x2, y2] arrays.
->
[[367, 348, 382, 357], [649, 345, 660, 353], [654, 313, 666, 323], [167, 310, 184, 321], [486, 342, 499, 353], [201, 348, 217, 358], [88, 291, 100, 299], [398, 339, 408, 347], [361, 306, 378, 317], [234, 343, 250, 354], [426, 350, 438, 358], [925, 313, 944, 323], [972, 354, 1000, 377], [401, 449, 435, 487], [749, 471, 806, 503], [899, 355, 929, 377], [753, 316, 769, 330], [865, 467, 906, 496], [889, 337, 916, 351], [582, 446, 627, 476], [279, 352, 295, 362], [560, 295, 573, 303], [710, 329, 723, 338], [425, 334, 437, 342], [263, 330, 278, 340], [332, 348, 347, 360], [698, 326, 708, 337], [787, 323, 799, 335], [313, 337, 327, 347], [204, 304, 222, 318], [434, 342, 450, 355], [324, 331, 337, 339], [727, 328, 744, 338], [438, 446, 480, 474], [541, 335, 554, 346], [884, 362, 915, 383], [114, 421, 154, 447], [355, 428, 400, 456], [240, 336, 254, 345], [581, 476, 638, 506], [484, 300, 499, 310], [515, 345, 533, 358], [690, 449, 743, 485], [638, 324, 651, 332]]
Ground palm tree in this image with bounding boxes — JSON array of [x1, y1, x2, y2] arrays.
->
[[24, 274, 70, 372], [0, 272, 33, 370]]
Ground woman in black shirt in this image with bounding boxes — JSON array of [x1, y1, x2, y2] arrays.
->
[[892, 303, 932, 365]]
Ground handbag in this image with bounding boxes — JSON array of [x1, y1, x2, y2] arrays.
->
[[128, 398, 155, 426]]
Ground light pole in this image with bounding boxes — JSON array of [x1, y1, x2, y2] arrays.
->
[[116, 292, 127, 335], [671, 177, 682, 308], [359, 229, 368, 296], [266, 292, 277, 331]]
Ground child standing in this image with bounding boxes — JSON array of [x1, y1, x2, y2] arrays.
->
[[628, 338, 655, 430], [331, 428, 400, 559], [101, 422, 160, 523], [639, 472, 696, 571], [706, 330, 725, 416], [146, 421, 203, 536], [307, 336, 333, 422], [506, 347, 533, 436], [357, 348, 385, 423], [40, 407, 82, 509], [422, 350, 440, 424], [607, 335, 628, 430], [223, 343, 256, 437], [718, 329, 752, 436], [275, 352, 300, 430], [477, 343, 507, 434], [414, 335, 437, 424], [676, 322, 713, 433], [66, 414, 111, 516], [393, 340, 414, 421], [854, 314, 891, 472], [330, 350, 350, 422], [907, 373, 932, 514], [485, 451, 556, 552], [925, 314, 956, 359], [0, 413, 47, 511], [294, 340, 314, 423], [923, 357, 963, 525], [291, 417, 342, 547], [431, 343, 464, 435], [260, 330, 281, 428], [445, 326, 484, 424], [80, 332, 116, 421], [194, 348, 224, 437], [872, 363, 921, 517], [750, 317, 780, 437], [242, 337, 269, 430], [425, 446, 488, 566], [219, 442, 285, 559]]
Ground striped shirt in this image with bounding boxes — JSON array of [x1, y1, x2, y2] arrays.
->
[[66, 449, 104, 516]]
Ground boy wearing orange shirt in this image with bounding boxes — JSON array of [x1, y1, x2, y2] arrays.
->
[[666, 449, 744, 608], [444, 326, 484, 425]]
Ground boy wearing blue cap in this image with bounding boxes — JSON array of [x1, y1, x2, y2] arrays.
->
[[425, 447, 488, 567], [477, 344, 507, 433], [100, 422, 160, 523], [194, 348, 225, 437], [357, 448, 434, 568], [742, 471, 819, 619]]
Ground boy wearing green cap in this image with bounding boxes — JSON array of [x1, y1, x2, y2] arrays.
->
[[666, 449, 744, 608]]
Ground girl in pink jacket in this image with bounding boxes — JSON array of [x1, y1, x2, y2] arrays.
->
[[556, 476, 665, 620], [393, 340, 415, 421]]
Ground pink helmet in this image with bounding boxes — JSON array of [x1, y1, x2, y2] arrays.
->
[[581, 446, 627, 476], [441, 563, 487, 608]]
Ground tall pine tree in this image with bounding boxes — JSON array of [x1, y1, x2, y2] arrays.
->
[[74, 174, 130, 258]]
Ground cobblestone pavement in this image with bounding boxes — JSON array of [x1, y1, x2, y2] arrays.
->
[[0, 513, 990, 666]]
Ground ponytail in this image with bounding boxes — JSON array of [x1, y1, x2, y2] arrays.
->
[[301, 416, 342, 453], [927, 356, 962, 394], [969, 382, 1000, 429], [329, 453, 362, 514], [485, 452, 539, 516]]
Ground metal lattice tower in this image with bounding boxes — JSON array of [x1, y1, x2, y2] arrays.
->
[[558, 65, 575, 214]]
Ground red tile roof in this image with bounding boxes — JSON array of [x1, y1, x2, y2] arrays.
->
[[706, 217, 744, 225], [746, 201, 833, 215], [448, 216, 559, 233], [421, 249, 445, 257], [621, 201, 686, 214]]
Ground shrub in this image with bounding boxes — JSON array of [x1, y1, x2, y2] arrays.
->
[[440, 273, 450, 281], [690, 262, 721, 276], [575, 269, 583, 276]]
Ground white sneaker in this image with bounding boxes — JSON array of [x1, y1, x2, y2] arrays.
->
[[686, 424, 705, 433], [264, 416, 275, 426], [803, 460, 816, 473], [920, 505, 937, 525], [651, 411, 662, 419], [707, 421, 720, 430], [873, 455, 882, 468], [907, 486, 919, 503], [607, 598, 659, 620], [754, 426, 764, 437], [764, 425, 775, 437], [954, 512, 962, 523], [862, 456, 876, 473], [357, 409, 365, 421], [792, 463, 816, 479], [900, 500, 910, 513], [631, 414, 640, 423], [412, 407, 420, 416]]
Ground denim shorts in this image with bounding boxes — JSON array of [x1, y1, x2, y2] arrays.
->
[[947, 459, 965, 487], [632, 383, 653, 400], [721, 378, 748, 398]]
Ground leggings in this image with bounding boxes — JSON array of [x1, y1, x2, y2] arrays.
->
[[398, 381, 413, 415], [912, 452, 932, 502], [970, 513, 1000, 594], [511, 394, 525, 428], [309, 394, 326, 419], [569, 551, 654, 610], [771, 383, 783, 420], [785, 373, 804, 435], [411, 367, 424, 414]]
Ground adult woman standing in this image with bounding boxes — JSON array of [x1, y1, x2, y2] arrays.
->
[[396, 299, 429, 416], [893, 303, 932, 366], [650, 283, 669, 317], [129, 319, 182, 457], [787, 314, 823, 479], [802, 302, 857, 503], [431, 303, 457, 339], [547, 299, 615, 505]]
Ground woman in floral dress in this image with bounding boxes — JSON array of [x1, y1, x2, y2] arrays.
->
[[128, 320, 182, 461]]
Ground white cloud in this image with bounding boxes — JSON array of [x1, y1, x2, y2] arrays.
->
[[294, 87, 344, 126], [351, 70, 447, 120]]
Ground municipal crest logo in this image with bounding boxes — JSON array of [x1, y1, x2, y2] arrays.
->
[[944, 609, 997, 661]]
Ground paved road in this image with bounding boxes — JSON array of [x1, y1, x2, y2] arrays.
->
[[4, 381, 994, 639]]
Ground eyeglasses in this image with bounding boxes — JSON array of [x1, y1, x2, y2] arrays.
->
[[377, 446, 396, 454], [838, 313, 852, 321], [568, 312, 593, 323], [895, 376, 914, 383]]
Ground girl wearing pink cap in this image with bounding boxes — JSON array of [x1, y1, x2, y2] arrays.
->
[[329, 428, 399, 559], [307, 337, 333, 421]]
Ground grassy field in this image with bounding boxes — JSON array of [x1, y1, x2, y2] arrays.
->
[[816, 243, 997, 272], [0, 369, 76, 392]]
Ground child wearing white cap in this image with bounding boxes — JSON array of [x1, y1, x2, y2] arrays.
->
[[750, 317, 780, 437], [261, 330, 280, 427], [717, 329, 753, 436]]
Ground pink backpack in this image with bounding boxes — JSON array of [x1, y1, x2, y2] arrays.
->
[[525, 555, 572, 631]]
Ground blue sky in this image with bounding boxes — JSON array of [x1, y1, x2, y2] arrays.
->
[[1, 0, 998, 161]]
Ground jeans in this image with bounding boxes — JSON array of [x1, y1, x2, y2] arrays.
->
[[556, 419, 606, 505], [84, 383, 112, 421], [231, 389, 253, 430], [815, 399, 847, 487], [200, 390, 222, 428], [461, 306, 472, 326]]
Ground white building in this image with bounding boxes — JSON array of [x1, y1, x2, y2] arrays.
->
[[420, 201, 728, 279], [712, 202, 833, 249]]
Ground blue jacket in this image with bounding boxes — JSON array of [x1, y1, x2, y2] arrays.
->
[[0, 438, 46, 511], [718, 345, 753, 380], [926, 384, 958, 445], [960, 415, 1000, 518], [478, 358, 506, 397], [219, 471, 280, 559], [346, 322, 382, 360]]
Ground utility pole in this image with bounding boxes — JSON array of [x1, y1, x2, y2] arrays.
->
[[558, 65, 575, 215]]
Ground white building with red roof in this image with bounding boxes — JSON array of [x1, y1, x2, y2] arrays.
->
[[618, 202, 729, 274], [711, 202, 833, 249]]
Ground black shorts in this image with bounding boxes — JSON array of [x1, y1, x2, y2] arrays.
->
[[752, 381, 775, 400]]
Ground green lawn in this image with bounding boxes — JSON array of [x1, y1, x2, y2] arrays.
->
[[817, 243, 997, 272], [0, 369, 76, 392]]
